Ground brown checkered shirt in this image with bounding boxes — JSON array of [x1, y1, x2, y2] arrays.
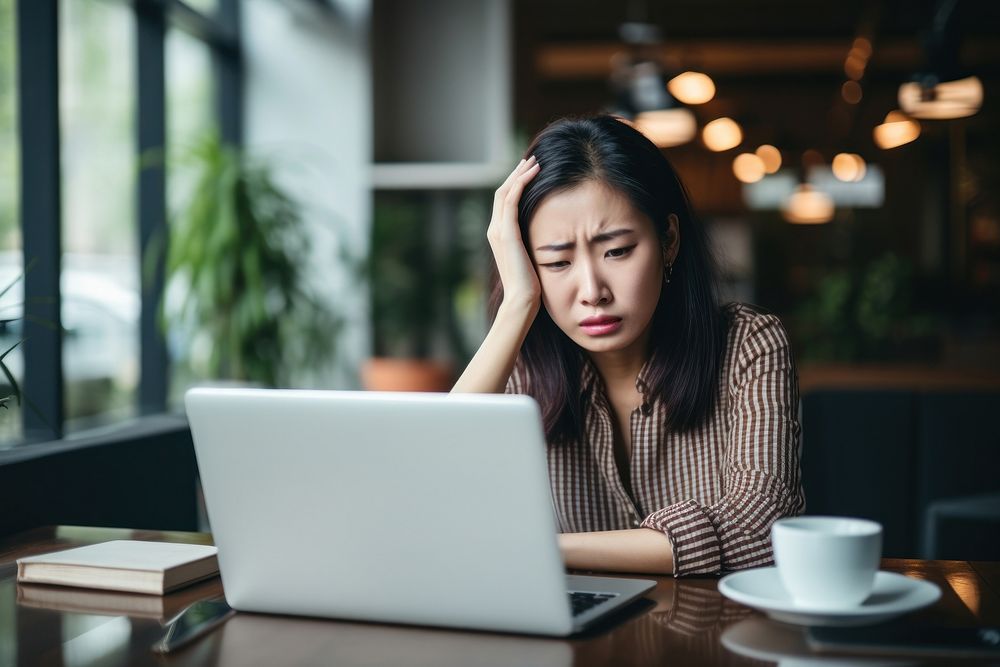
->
[[507, 303, 806, 576]]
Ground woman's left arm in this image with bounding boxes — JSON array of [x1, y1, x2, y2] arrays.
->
[[558, 528, 674, 575], [641, 312, 806, 576]]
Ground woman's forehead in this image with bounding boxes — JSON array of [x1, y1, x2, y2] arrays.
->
[[528, 180, 652, 240]]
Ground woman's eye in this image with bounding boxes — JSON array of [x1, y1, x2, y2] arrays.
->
[[606, 245, 636, 258], [542, 261, 570, 270]]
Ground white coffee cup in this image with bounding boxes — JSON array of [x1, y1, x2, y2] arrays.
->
[[771, 516, 882, 609]]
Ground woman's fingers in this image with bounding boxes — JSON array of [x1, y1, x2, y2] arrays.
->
[[505, 159, 539, 206], [494, 156, 534, 204], [502, 159, 539, 229], [489, 156, 538, 243]]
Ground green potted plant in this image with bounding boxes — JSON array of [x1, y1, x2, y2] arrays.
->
[[0, 272, 23, 410], [363, 192, 477, 391], [161, 133, 341, 388], [793, 253, 940, 362]]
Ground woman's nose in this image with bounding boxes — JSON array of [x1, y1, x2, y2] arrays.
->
[[579, 265, 611, 306]]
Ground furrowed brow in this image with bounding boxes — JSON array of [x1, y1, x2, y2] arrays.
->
[[534, 228, 635, 253], [591, 228, 635, 243], [535, 240, 574, 252]]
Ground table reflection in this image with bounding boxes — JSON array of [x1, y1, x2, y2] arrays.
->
[[210, 613, 574, 667], [153, 578, 756, 667], [721, 616, 920, 667], [17, 583, 196, 623], [6, 569, 965, 666], [60, 616, 131, 667], [571, 579, 756, 665]]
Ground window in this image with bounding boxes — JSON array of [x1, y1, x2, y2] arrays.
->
[[183, 0, 219, 17], [0, 0, 22, 448], [166, 26, 216, 222], [59, 0, 139, 432], [3, 0, 240, 447], [165, 26, 216, 404]]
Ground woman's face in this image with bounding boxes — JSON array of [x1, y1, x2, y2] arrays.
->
[[527, 180, 677, 362]]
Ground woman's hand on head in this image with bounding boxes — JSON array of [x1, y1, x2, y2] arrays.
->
[[451, 158, 541, 394], [488, 156, 542, 317]]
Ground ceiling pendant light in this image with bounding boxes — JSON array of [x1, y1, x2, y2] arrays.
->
[[832, 153, 867, 182], [782, 184, 834, 224], [633, 109, 698, 148], [755, 145, 782, 174], [702, 117, 743, 152], [609, 23, 697, 148], [898, 0, 983, 120], [667, 71, 716, 105], [732, 153, 766, 183], [873, 111, 921, 149], [898, 75, 983, 119]]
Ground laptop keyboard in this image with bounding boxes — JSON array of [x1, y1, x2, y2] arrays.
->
[[569, 591, 618, 616]]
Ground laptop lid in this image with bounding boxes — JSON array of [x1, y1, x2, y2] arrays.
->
[[185, 388, 576, 635]]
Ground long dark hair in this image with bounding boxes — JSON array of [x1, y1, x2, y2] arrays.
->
[[488, 115, 727, 444]]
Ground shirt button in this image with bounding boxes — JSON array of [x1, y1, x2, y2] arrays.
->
[[631, 519, 640, 527]]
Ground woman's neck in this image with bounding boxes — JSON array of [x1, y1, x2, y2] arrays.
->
[[588, 325, 652, 397], [589, 349, 647, 398]]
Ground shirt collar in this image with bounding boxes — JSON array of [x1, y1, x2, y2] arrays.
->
[[635, 360, 653, 396], [578, 356, 654, 400], [579, 358, 600, 398]]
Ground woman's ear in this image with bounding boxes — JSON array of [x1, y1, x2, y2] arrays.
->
[[663, 213, 681, 265]]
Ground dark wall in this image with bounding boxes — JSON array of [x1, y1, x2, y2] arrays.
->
[[0, 416, 198, 538], [802, 389, 1000, 559], [801, 390, 917, 556]]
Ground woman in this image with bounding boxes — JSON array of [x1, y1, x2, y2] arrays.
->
[[453, 115, 804, 577]]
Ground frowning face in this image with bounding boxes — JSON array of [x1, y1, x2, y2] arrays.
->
[[527, 180, 677, 363]]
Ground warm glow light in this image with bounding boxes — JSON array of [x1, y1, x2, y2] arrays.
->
[[844, 54, 867, 81], [782, 184, 834, 224], [852, 37, 872, 59], [667, 71, 716, 105], [755, 144, 782, 173], [732, 153, 766, 183], [852, 155, 867, 181], [873, 111, 921, 149], [832, 153, 867, 182], [702, 117, 742, 152], [633, 109, 697, 148], [898, 76, 984, 119], [945, 571, 981, 617], [841, 80, 863, 104]]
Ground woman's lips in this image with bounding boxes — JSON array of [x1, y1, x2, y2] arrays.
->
[[579, 316, 623, 336]]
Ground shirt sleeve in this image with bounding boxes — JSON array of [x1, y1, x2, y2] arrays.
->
[[505, 361, 528, 394], [640, 311, 806, 577]]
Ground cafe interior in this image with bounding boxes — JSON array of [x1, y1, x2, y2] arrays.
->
[[1, 0, 999, 664]]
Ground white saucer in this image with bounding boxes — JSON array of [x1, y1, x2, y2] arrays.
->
[[718, 567, 940, 626]]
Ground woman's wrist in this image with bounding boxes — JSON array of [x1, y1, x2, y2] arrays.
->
[[451, 295, 537, 394], [497, 296, 539, 325]]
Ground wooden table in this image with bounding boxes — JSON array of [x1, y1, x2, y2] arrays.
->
[[2, 526, 998, 666]]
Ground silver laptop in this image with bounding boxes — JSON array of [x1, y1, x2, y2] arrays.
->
[[185, 387, 656, 636]]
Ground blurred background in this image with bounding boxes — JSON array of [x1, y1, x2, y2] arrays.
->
[[0, 0, 998, 558]]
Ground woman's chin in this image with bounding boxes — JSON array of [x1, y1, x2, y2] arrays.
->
[[571, 333, 637, 356]]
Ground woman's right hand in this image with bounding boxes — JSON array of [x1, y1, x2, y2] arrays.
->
[[451, 156, 542, 394], [487, 156, 542, 317]]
